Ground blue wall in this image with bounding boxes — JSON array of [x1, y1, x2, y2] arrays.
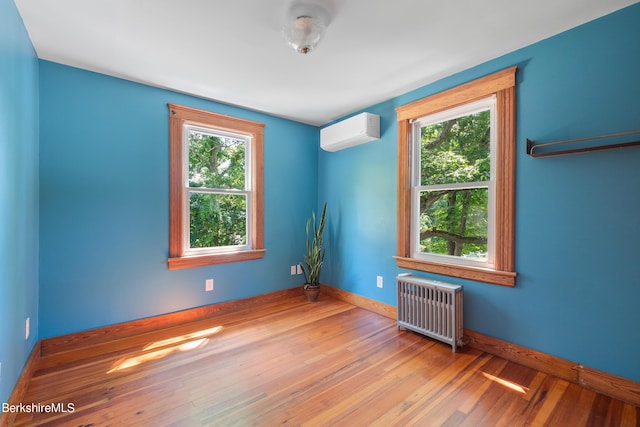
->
[[319, 3, 640, 382], [0, 0, 40, 404], [38, 62, 319, 339]]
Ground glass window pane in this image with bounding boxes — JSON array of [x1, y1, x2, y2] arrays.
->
[[418, 188, 488, 259], [188, 131, 245, 190], [420, 110, 491, 186], [189, 192, 247, 248]]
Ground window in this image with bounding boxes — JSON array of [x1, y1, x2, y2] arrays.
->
[[412, 97, 495, 267], [167, 104, 265, 270], [395, 67, 517, 286]]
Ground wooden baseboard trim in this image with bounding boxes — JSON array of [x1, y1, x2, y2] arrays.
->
[[41, 287, 302, 357], [463, 330, 577, 383], [465, 330, 640, 406], [321, 284, 397, 319], [577, 365, 640, 407], [0, 342, 41, 427], [325, 285, 640, 407]]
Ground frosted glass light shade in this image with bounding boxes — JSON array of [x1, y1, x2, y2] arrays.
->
[[282, 15, 327, 54]]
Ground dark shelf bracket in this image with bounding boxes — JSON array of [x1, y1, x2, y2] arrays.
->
[[526, 130, 640, 158]]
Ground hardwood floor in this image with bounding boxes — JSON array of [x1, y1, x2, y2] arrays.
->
[[12, 294, 640, 426]]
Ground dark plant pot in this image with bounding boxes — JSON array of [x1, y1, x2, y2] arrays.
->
[[304, 286, 320, 302]]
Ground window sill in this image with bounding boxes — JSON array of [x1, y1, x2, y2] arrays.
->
[[393, 256, 516, 287], [168, 249, 266, 270]]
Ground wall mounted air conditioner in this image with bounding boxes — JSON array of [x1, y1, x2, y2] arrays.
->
[[320, 112, 380, 152]]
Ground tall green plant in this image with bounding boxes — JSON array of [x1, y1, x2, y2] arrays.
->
[[300, 202, 327, 289]]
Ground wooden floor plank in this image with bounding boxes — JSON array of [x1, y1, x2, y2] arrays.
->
[[12, 295, 639, 427]]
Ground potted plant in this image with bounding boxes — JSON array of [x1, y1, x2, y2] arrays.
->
[[300, 202, 327, 301]]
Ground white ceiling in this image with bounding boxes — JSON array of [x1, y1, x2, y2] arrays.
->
[[15, 0, 638, 126]]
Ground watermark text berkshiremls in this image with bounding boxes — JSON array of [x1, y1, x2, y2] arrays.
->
[[2, 402, 75, 414]]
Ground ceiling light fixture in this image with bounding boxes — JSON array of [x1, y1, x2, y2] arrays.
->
[[282, 3, 330, 54]]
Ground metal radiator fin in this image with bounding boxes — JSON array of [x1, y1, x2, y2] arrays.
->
[[396, 274, 464, 352]]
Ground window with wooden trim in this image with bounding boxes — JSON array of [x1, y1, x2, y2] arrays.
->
[[395, 67, 517, 286], [167, 104, 265, 270]]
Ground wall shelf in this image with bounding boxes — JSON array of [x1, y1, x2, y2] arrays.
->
[[526, 130, 640, 158]]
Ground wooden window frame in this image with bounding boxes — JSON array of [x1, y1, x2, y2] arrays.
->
[[394, 67, 517, 286], [167, 103, 265, 270]]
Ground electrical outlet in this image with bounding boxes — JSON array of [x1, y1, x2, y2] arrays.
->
[[297, 264, 303, 275], [206, 279, 214, 292], [25, 317, 30, 340], [376, 276, 383, 288], [290, 265, 296, 275]]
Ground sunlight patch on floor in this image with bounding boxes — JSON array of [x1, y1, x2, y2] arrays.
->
[[143, 325, 223, 351], [107, 325, 224, 373], [482, 372, 528, 394]]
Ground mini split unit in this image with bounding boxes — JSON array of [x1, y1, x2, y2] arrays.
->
[[320, 112, 380, 152]]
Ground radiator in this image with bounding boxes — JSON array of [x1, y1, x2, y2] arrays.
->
[[396, 274, 464, 352]]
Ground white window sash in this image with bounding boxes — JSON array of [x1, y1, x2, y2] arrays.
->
[[181, 124, 252, 255], [410, 96, 496, 268]]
